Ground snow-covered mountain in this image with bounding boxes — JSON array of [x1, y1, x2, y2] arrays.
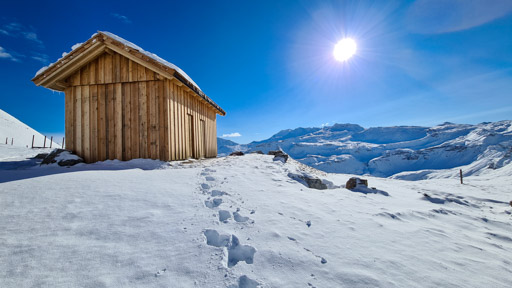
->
[[218, 121, 512, 179], [0, 108, 59, 148]]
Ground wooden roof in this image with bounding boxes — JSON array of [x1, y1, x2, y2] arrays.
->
[[32, 31, 226, 116]]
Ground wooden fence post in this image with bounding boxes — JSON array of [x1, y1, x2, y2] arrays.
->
[[43, 136, 47, 148], [50, 136, 53, 148], [460, 169, 463, 184], [32, 135, 34, 148]]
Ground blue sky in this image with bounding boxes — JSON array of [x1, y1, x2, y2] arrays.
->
[[1, 0, 512, 144]]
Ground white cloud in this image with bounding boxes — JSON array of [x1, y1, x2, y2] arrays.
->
[[406, 0, 512, 34], [221, 132, 242, 138], [31, 52, 49, 64], [0, 46, 17, 61], [1, 22, 44, 47], [111, 13, 132, 24]]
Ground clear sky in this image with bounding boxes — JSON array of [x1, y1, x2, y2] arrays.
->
[[1, 0, 512, 144]]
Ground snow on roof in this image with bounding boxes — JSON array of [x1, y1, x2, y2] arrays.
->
[[99, 31, 202, 92], [35, 31, 202, 93]]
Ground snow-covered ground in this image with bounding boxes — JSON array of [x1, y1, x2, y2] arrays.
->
[[0, 108, 59, 148], [1, 148, 511, 287]]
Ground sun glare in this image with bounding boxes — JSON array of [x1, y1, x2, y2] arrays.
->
[[334, 38, 357, 62]]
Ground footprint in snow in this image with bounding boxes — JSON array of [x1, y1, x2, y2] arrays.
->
[[228, 275, 260, 288], [201, 183, 210, 190], [205, 176, 215, 181], [211, 190, 228, 197], [203, 230, 257, 268], [205, 198, 223, 208], [219, 210, 231, 222], [233, 212, 250, 223]]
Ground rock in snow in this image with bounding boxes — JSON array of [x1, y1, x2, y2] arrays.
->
[[40, 149, 83, 166]]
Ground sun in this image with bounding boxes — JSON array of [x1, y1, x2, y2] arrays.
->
[[333, 38, 357, 62]]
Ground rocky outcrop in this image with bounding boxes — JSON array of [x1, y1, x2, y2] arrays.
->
[[40, 149, 83, 167], [346, 177, 368, 190], [288, 172, 327, 190]]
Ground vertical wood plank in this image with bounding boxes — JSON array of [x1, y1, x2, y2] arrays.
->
[[82, 86, 90, 163], [169, 82, 176, 160], [74, 86, 82, 157], [115, 83, 123, 160], [104, 53, 113, 84], [71, 70, 81, 86], [130, 82, 139, 158], [164, 81, 170, 161], [65, 88, 74, 151], [158, 81, 166, 160], [107, 84, 115, 159], [139, 82, 148, 158], [97, 54, 104, 84], [113, 53, 121, 83], [120, 56, 129, 82], [123, 83, 131, 160], [80, 65, 88, 85], [148, 81, 156, 159], [129, 60, 138, 82], [138, 64, 146, 81], [98, 85, 106, 160], [90, 85, 98, 162], [177, 86, 183, 159], [89, 60, 96, 85]]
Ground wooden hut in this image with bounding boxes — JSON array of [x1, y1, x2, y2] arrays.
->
[[32, 31, 225, 163]]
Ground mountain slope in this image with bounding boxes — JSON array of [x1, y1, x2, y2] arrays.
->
[[0, 108, 58, 148], [218, 121, 512, 179]]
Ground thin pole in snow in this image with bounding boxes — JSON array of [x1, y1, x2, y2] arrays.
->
[[460, 169, 463, 184], [32, 135, 34, 148], [11, 138, 13, 145], [5, 137, 7, 144], [43, 136, 46, 148], [50, 136, 53, 148], [62, 137, 65, 148]]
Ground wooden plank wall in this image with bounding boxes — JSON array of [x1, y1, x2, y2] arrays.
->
[[64, 51, 218, 163]]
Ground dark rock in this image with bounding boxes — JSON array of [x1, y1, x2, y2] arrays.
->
[[40, 149, 83, 167], [229, 151, 245, 156], [288, 173, 327, 190], [269, 150, 289, 163], [273, 154, 289, 163], [346, 177, 368, 190], [33, 153, 49, 159]]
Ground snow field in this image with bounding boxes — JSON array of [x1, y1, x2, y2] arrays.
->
[[1, 151, 511, 287]]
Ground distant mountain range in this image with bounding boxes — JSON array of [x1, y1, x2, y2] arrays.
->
[[217, 121, 512, 180]]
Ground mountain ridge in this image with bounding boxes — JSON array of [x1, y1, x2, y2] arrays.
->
[[217, 121, 512, 179]]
